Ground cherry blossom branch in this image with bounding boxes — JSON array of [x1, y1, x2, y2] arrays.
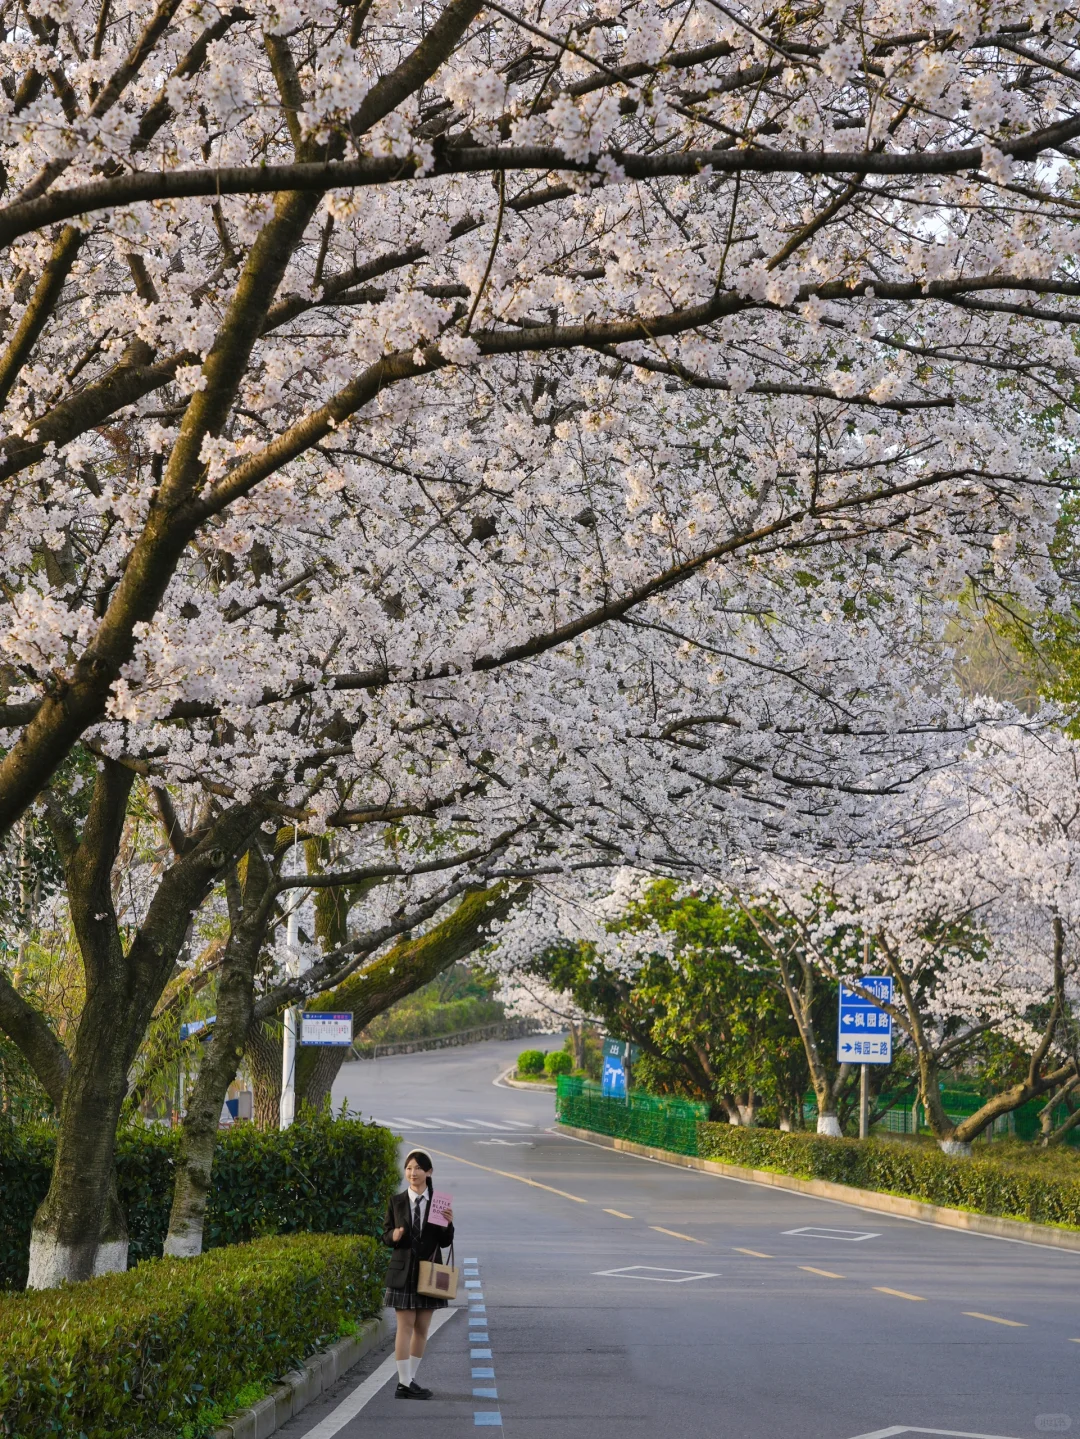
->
[[4, 110, 1080, 252]]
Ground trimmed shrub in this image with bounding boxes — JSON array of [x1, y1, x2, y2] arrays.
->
[[517, 1048, 545, 1075], [696, 1123, 1080, 1229], [0, 1232, 385, 1439], [0, 1110, 398, 1290], [544, 1051, 572, 1077]]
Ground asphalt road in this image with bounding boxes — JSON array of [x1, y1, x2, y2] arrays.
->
[[276, 1036, 1080, 1439]]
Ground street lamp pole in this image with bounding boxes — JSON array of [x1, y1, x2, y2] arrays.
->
[[280, 833, 306, 1130]]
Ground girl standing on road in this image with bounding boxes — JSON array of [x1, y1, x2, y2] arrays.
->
[[382, 1149, 455, 1401]]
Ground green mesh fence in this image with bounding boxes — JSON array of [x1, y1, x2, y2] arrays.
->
[[806, 1086, 1080, 1145], [555, 1076, 707, 1156]]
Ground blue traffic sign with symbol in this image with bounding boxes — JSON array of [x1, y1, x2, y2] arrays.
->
[[836, 976, 893, 1065]]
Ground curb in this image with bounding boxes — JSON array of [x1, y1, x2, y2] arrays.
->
[[213, 1313, 393, 1439], [554, 1123, 1080, 1254], [496, 1066, 556, 1091]]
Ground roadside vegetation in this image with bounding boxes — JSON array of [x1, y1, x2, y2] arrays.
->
[[355, 964, 505, 1050]]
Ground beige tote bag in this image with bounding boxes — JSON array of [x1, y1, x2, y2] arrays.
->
[[416, 1243, 459, 1299]]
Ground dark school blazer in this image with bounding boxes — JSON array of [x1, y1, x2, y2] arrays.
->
[[382, 1189, 456, 1290]]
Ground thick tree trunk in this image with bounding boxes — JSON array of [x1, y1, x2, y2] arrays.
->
[[301, 1045, 347, 1113], [23, 775, 264, 1286], [290, 883, 529, 1110], [164, 851, 274, 1257], [248, 1022, 283, 1129], [27, 975, 134, 1286], [29, 766, 138, 1287]]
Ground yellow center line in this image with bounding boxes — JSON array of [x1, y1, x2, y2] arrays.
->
[[425, 1147, 588, 1203], [1070, 1339, 1080, 1345], [651, 1226, 707, 1244], [734, 1248, 773, 1258], [963, 1312, 1026, 1328], [604, 1209, 634, 1219], [875, 1287, 925, 1301], [800, 1266, 845, 1279]]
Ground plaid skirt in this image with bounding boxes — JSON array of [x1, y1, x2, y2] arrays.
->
[[383, 1284, 448, 1311]]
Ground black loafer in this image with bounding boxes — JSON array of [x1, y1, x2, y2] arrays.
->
[[395, 1382, 420, 1399], [408, 1381, 433, 1399]]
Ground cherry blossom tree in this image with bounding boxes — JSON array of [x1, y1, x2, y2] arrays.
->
[[749, 724, 1080, 1152], [5, 0, 1080, 1281], [0, 0, 1078, 852]]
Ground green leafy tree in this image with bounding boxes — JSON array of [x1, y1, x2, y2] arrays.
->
[[530, 882, 812, 1127]]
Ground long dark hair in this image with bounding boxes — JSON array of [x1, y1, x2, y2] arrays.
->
[[404, 1150, 434, 1194]]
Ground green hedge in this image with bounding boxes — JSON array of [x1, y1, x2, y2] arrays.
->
[[0, 1110, 398, 1290], [697, 1123, 1080, 1228], [0, 1232, 385, 1439]]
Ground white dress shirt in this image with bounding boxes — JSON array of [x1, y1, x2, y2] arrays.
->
[[405, 1187, 429, 1231]]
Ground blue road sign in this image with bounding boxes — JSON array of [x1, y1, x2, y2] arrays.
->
[[601, 1052, 627, 1097], [836, 976, 893, 1065], [180, 1015, 215, 1040]]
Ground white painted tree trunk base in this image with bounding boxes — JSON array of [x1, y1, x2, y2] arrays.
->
[[163, 1228, 204, 1259], [26, 1235, 129, 1289], [779, 1118, 792, 1132], [939, 1138, 973, 1157], [816, 1114, 843, 1137]]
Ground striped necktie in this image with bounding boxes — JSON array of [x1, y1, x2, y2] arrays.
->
[[411, 1195, 423, 1246]]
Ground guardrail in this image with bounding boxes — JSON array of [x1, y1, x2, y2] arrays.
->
[[348, 1017, 543, 1060]]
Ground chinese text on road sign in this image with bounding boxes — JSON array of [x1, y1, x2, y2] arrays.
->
[[300, 1012, 353, 1046], [836, 977, 893, 1065]]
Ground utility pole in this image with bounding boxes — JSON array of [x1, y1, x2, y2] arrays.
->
[[280, 836, 306, 1130], [859, 932, 870, 1139]]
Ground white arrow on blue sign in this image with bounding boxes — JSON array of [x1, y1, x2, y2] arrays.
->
[[836, 976, 893, 1065]]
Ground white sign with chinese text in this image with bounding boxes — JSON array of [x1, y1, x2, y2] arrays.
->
[[300, 1012, 353, 1046]]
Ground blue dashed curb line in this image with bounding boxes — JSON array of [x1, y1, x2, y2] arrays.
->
[[466, 1258, 502, 1428]]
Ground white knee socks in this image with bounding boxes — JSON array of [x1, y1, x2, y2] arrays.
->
[[396, 1359, 411, 1386], [410, 1355, 422, 1382]]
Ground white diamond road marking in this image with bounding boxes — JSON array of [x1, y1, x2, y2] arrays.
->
[[847, 1428, 1025, 1439], [593, 1265, 719, 1284], [783, 1226, 880, 1241]]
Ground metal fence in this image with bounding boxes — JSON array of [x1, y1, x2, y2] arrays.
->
[[555, 1076, 706, 1156], [560, 1077, 1077, 1149], [805, 1086, 1078, 1144]]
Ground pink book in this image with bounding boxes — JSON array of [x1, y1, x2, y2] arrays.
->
[[428, 1191, 452, 1227]]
